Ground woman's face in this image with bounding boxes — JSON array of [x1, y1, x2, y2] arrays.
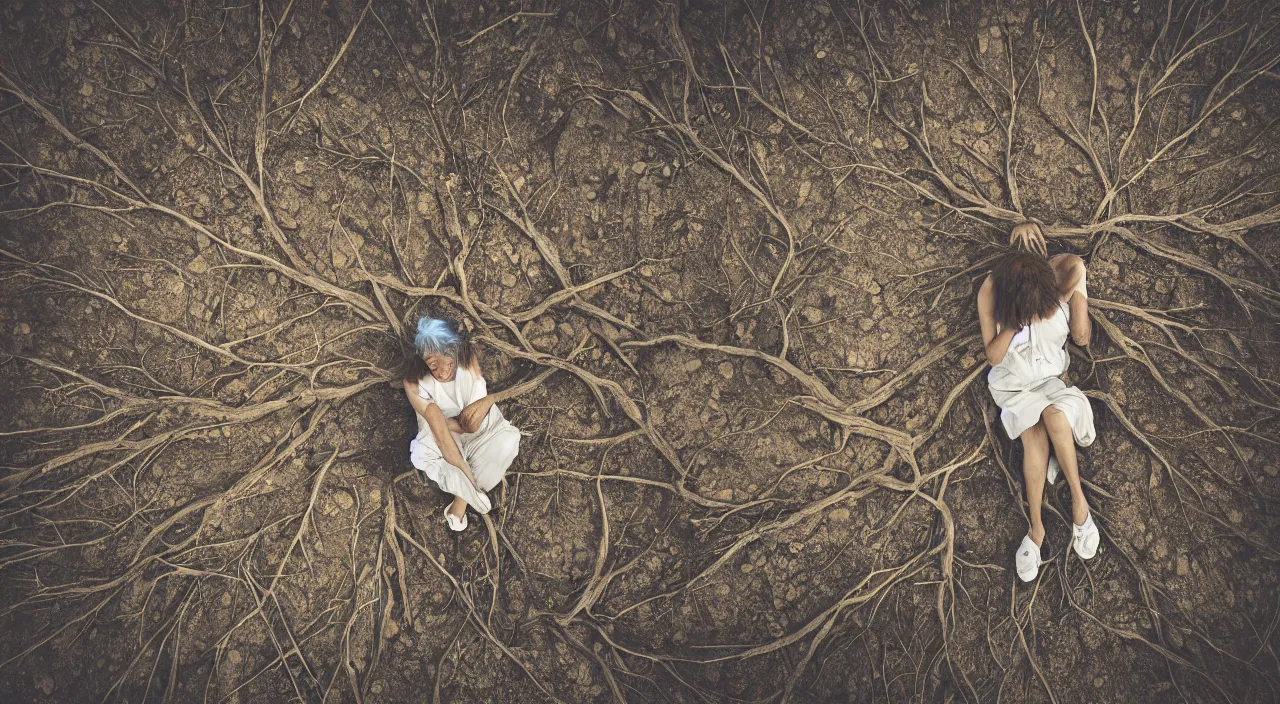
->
[[423, 352, 456, 382]]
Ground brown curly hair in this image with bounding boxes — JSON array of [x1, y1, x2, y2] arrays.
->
[[990, 253, 1059, 330]]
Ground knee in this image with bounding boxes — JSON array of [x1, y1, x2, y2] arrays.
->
[[1040, 406, 1069, 434]]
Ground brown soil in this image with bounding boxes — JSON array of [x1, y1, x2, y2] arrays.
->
[[1, 0, 1278, 702]]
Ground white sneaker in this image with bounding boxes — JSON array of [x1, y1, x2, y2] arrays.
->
[[1073, 512, 1099, 559], [444, 504, 468, 532], [1016, 534, 1044, 582], [1046, 456, 1060, 485]]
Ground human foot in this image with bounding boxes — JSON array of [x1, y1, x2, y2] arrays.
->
[[1073, 511, 1099, 560], [1016, 534, 1044, 582], [444, 502, 467, 531]]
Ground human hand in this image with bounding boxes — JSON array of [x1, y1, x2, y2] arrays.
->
[[1010, 222, 1047, 257]]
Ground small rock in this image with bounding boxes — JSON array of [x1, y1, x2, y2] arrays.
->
[[718, 362, 734, 380], [334, 490, 354, 510], [14, 322, 30, 335], [816, 50, 827, 59], [662, 165, 672, 178], [630, 161, 647, 174], [1176, 554, 1189, 576], [740, 562, 754, 573], [858, 317, 875, 332], [79, 82, 94, 97], [267, 272, 278, 285], [711, 488, 733, 501], [186, 253, 208, 276], [829, 508, 851, 522], [501, 273, 518, 287], [227, 649, 243, 664], [1264, 465, 1278, 478], [34, 672, 54, 696]]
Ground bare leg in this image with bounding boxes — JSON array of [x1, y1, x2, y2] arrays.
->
[[448, 495, 467, 520], [1041, 406, 1090, 525], [1020, 421, 1050, 546]]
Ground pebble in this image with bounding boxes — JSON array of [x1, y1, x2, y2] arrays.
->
[[187, 254, 209, 274], [335, 490, 354, 510], [858, 317, 875, 331], [631, 161, 647, 174], [14, 322, 30, 335], [267, 272, 278, 285], [829, 508, 851, 522], [717, 362, 734, 379]]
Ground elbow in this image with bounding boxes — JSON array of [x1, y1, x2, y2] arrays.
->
[[460, 418, 481, 434], [984, 345, 1004, 366]]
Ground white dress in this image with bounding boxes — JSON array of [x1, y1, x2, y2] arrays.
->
[[409, 366, 521, 513], [987, 285, 1095, 445]]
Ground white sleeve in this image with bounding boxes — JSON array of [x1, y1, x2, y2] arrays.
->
[[468, 370, 489, 405]]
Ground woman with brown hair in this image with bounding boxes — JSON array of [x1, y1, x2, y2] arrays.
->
[[401, 315, 521, 531], [977, 223, 1097, 581]]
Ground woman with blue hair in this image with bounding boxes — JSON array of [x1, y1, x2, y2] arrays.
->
[[402, 315, 521, 531]]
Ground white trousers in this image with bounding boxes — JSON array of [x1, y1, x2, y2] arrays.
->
[[409, 423, 520, 514]]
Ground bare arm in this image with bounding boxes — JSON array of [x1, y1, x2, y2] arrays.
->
[[1050, 254, 1091, 345], [1068, 290, 1090, 345], [978, 275, 1018, 365], [454, 360, 496, 434], [402, 379, 481, 489]]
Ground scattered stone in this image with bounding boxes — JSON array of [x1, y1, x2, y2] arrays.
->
[[717, 362, 734, 380], [816, 50, 827, 59], [740, 562, 754, 573], [1176, 554, 1189, 576], [334, 489, 354, 511], [711, 488, 733, 501], [228, 649, 243, 664], [858, 317, 875, 332], [1264, 464, 1278, 478], [267, 272, 278, 285], [631, 161, 647, 174], [35, 672, 54, 696], [662, 165, 672, 178], [14, 322, 30, 335], [829, 508, 851, 522], [79, 82, 94, 97]]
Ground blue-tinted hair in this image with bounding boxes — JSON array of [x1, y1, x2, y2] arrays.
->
[[403, 315, 475, 382], [414, 316, 460, 357]]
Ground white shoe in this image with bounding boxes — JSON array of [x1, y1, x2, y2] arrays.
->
[[1073, 511, 1099, 559], [444, 504, 467, 532], [1015, 534, 1044, 582], [1046, 456, 1060, 485]]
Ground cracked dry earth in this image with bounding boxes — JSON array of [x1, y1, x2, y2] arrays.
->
[[1, 0, 1279, 702]]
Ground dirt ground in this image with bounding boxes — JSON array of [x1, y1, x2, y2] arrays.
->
[[1, 0, 1278, 701]]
